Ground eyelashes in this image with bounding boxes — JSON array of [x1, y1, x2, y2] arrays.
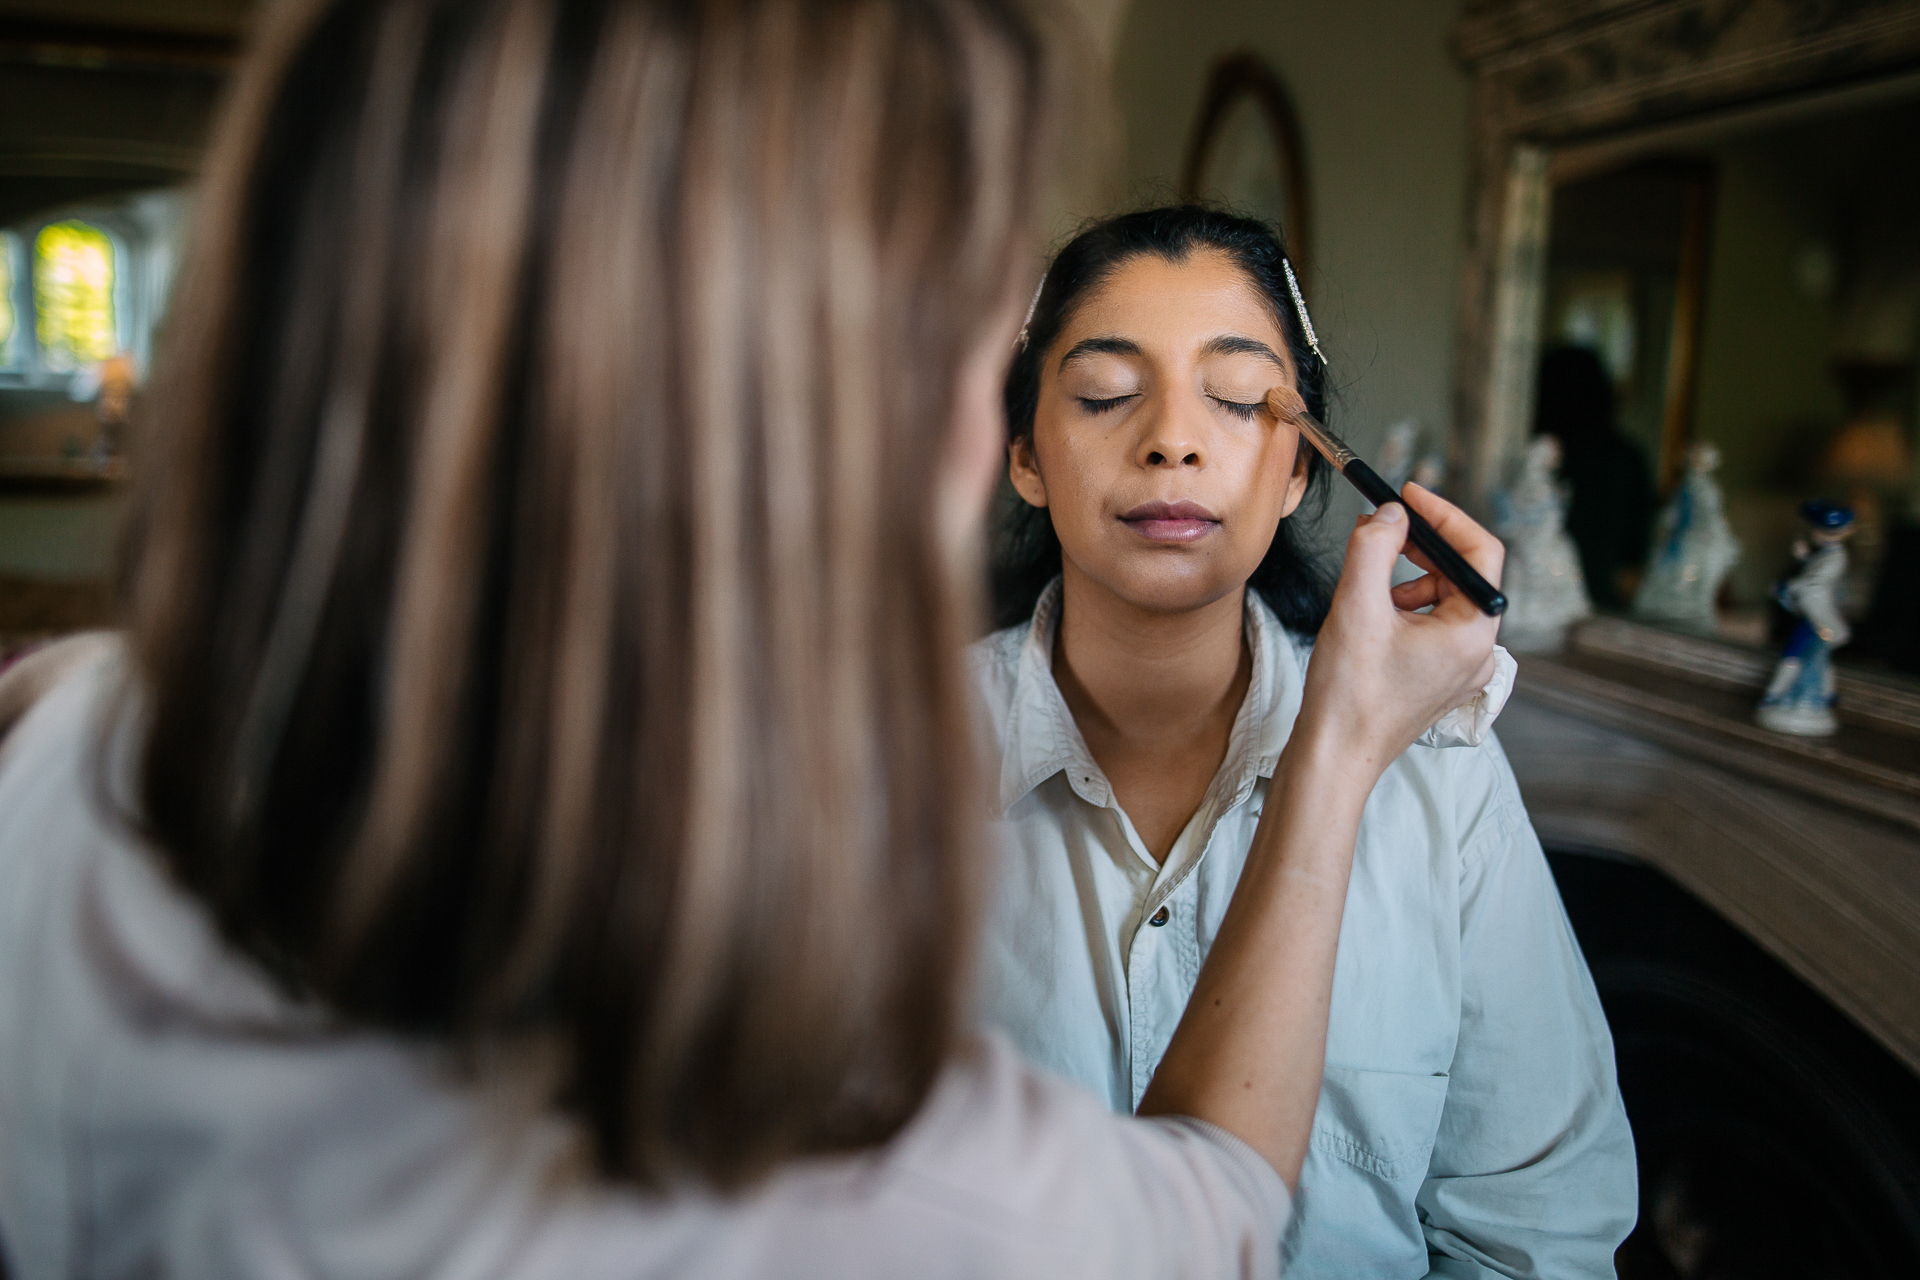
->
[[1074, 393, 1263, 419]]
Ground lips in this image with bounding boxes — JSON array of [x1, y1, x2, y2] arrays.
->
[[1119, 499, 1221, 544]]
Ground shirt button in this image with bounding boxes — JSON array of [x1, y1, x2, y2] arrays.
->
[[1149, 905, 1170, 927]]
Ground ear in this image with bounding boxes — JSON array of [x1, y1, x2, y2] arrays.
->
[[1277, 430, 1312, 519], [1008, 434, 1049, 509]]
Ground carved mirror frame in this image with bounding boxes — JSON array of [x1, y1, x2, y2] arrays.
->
[[1450, 0, 1920, 510]]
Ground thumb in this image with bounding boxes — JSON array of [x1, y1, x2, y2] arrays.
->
[[1340, 502, 1409, 597]]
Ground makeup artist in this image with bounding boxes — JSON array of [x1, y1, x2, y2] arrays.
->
[[0, 3, 1499, 1278], [979, 208, 1637, 1277]]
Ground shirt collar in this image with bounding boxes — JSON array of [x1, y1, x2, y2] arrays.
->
[[994, 578, 1308, 816]]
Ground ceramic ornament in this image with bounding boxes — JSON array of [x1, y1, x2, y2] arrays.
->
[[1757, 500, 1855, 736], [1378, 420, 1420, 492], [1633, 443, 1741, 630], [1492, 436, 1592, 651]]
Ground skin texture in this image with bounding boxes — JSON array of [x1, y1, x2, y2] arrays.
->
[[1007, 252, 1311, 860]]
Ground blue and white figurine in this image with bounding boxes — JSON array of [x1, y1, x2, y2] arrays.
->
[[1756, 500, 1855, 736], [1633, 443, 1740, 631]]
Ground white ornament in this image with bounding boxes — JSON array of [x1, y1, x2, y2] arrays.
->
[[1492, 436, 1592, 652], [1633, 443, 1741, 631], [1378, 420, 1420, 492]]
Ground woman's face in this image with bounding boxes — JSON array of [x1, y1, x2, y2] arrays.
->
[[1009, 250, 1311, 615]]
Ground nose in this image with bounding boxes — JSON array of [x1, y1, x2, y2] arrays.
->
[[1133, 391, 1206, 470]]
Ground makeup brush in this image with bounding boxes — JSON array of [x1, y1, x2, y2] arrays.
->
[[1267, 389, 1507, 617]]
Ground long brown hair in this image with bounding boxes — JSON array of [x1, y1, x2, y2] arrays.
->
[[120, 0, 1050, 1189]]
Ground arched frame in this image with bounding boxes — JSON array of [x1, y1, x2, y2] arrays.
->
[[1178, 52, 1311, 284]]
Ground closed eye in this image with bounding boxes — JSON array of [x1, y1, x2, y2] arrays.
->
[[1211, 396, 1262, 420], [1077, 394, 1138, 415]]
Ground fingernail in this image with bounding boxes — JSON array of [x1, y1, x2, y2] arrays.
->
[[1374, 502, 1406, 524]]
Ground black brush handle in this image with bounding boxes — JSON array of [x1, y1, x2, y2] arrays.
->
[[1342, 459, 1507, 617]]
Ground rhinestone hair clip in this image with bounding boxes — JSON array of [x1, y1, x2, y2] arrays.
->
[[1015, 273, 1046, 350], [1281, 258, 1323, 366]]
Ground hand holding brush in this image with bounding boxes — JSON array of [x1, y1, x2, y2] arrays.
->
[[1265, 387, 1507, 618]]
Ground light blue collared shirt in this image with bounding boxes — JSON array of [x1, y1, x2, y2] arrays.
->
[[971, 580, 1637, 1278]]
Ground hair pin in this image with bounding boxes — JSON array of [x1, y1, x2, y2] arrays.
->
[[1281, 258, 1323, 366], [1015, 273, 1046, 351]]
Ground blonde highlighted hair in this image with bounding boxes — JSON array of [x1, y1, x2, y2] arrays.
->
[[123, 0, 1050, 1188]]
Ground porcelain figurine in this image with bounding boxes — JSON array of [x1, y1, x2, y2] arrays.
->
[[1378, 419, 1420, 492], [1492, 435, 1592, 651], [1409, 450, 1447, 494], [1756, 500, 1855, 736], [1377, 418, 1447, 496], [1633, 442, 1741, 630]]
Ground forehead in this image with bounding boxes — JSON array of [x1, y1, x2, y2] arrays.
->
[[1059, 250, 1292, 362]]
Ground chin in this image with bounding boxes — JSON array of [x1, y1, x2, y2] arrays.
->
[[1103, 556, 1250, 616]]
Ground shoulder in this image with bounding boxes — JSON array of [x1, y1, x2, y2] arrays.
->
[[964, 620, 1033, 750], [539, 1036, 1287, 1280], [0, 633, 128, 855], [1378, 730, 1530, 867], [0, 632, 118, 752], [870, 1034, 1289, 1275]]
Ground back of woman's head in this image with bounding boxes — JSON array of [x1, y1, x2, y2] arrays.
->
[[991, 205, 1332, 632], [122, 0, 1050, 1190], [1533, 344, 1616, 448]]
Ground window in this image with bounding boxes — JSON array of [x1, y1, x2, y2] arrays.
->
[[0, 189, 188, 392], [0, 232, 16, 366], [33, 220, 119, 372]]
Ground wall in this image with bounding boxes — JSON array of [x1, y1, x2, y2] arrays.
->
[[1106, 0, 1473, 536]]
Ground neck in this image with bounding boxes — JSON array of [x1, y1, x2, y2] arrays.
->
[[1051, 563, 1251, 753]]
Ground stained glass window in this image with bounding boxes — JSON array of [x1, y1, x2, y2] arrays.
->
[[34, 220, 118, 372], [0, 232, 15, 360]]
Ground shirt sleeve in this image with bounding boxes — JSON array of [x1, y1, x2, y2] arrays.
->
[[1414, 736, 1639, 1278]]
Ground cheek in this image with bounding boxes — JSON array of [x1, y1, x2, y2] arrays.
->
[[1031, 422, 1115, 527], [1225, 428, 1300, 523]]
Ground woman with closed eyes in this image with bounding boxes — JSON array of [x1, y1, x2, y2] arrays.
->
[[976, 206, 1639, 1278]]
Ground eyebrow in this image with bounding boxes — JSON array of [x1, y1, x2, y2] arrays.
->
[[1057, 336, 1141, 370], [1200, 334, 1290, 371], [1056, 333, 1291, 373]]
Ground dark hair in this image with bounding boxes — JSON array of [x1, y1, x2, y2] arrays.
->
[[1533, 344, 1617, 448], [990, 205, 1332, 632], [121, 0, 1050, 1191]]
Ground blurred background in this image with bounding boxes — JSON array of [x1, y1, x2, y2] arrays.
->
[[4, 0, 1920, 1275]]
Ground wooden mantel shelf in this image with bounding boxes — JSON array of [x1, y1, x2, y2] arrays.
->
[[1520, 622, 1920, 837], [0, 456, 126, 494], [1502, 617, 1920, 1075]]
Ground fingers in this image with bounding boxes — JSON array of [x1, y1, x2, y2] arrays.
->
[[1398, 482, 1505, 588], [1338, 502, 1410, 604], [1390, 573, 1439, 611]]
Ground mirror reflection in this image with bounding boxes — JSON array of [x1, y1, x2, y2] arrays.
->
[[1531, 93, 1920, 685]]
